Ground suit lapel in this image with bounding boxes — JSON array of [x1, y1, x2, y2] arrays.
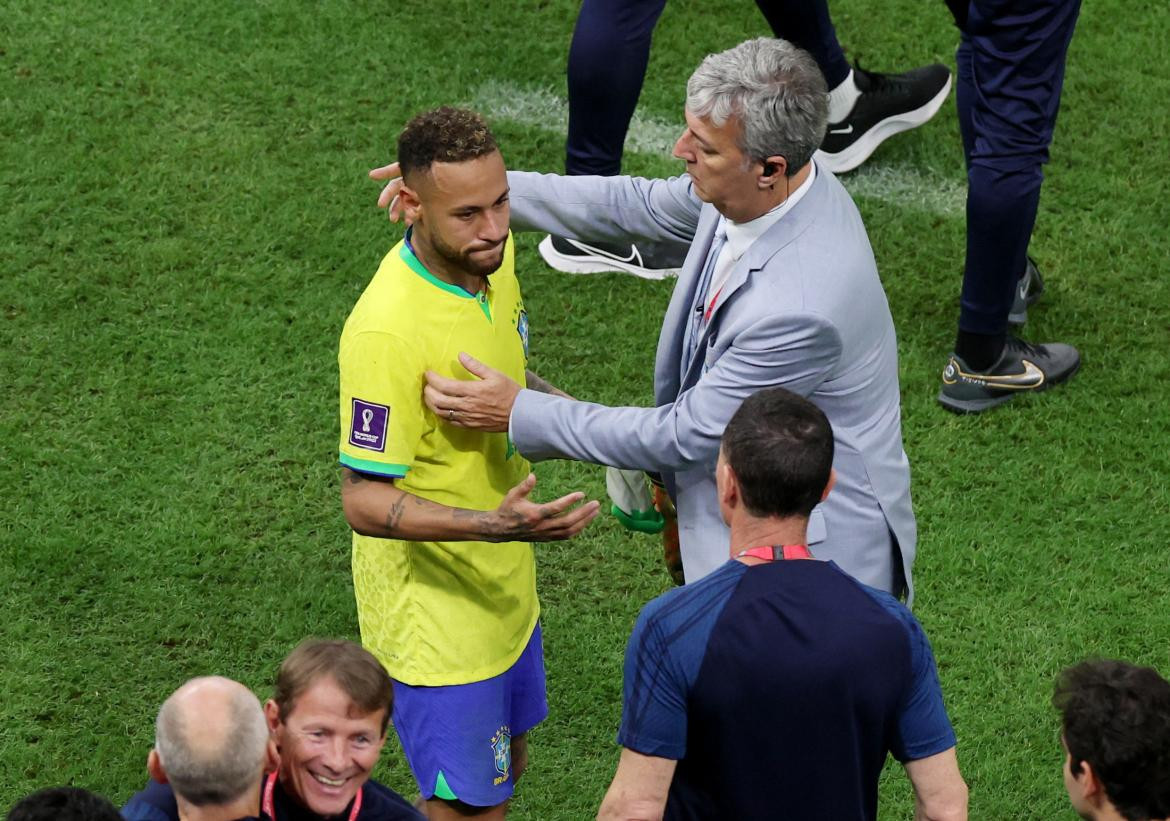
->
[[676, 169, 829, 390], [655, 206, 722, 402]]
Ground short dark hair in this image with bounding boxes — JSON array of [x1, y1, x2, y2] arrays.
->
[[1054, 659, 1170, 821], [398, 106, 498, 180], [721, 387, 833, 518], [274, 639, 394, 734], [7, 787, 121, 821]]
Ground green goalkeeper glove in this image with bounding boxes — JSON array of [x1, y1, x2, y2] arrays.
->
[[606, 467, 665, 534]]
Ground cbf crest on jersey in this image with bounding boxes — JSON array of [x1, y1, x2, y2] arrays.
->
[[516, 309, 529, 359], [490, 725, 511, 785]]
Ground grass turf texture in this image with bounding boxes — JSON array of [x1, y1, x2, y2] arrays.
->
[[1, 0, 1167, 817]]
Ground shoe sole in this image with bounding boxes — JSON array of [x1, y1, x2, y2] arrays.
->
[[815, 74, 953, 175], [937, 358, 1081, 414], [537, 236, 679, 281]]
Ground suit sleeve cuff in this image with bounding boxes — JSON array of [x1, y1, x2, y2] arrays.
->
[[511, 388, 562, 461]]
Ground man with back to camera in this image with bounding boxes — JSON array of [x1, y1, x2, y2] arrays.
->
[[1054, 659, 1170, 821], [373, 39, 917, 602], [339, 107, 600, 819], [597, 387, 968, 820], [122, 676, 269, 821], [122, 639, 422, 821]]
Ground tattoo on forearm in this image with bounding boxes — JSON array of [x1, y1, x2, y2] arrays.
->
[[452, 507, 498, 539], [525, 370, 572, 399], [385, 494, 408, 532]]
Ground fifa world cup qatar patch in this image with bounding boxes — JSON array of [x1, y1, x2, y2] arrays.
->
[[349, 399, 389, 452]]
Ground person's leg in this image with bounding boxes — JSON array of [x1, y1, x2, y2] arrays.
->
[[940, 0, 1083, 412], [544, 0, 686, 278], [565, 0, 667, 177], [420, 623, 547, 818], [507, 623, 547, 790], [510, 734, 529, 785], [758, 0, 953, 173], [753, 0, 850, 89], [393, 641, 534, 820], [425, 797, 508, 819]]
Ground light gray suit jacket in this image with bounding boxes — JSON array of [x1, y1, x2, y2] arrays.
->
[[506, 167, 916, 599]]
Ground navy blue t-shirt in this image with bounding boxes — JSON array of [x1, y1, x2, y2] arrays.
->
[[619, 559, 956, 821], [121, 776, 422, 821]]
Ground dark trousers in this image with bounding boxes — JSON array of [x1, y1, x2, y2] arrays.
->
[[566, 0, 1082, 340], [951, 0, 1082, 334], [565, 0, 851, 176]]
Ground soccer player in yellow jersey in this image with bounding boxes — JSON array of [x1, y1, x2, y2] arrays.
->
[[338, 108, 600, 820]]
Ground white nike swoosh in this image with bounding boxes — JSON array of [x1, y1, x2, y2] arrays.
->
[[829, 124, 854, 135], [571, 240, 640, 265]]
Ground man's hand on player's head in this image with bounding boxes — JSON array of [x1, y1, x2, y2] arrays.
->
[[369, 162, 408, 223], [488, 474, 601, 541], [425, 353, 520, 433]]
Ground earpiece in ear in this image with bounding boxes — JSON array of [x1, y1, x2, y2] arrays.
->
[[763, 162, 777, 176]]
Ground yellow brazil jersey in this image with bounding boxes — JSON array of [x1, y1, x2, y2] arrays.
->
[[338, 231, 535, 686]]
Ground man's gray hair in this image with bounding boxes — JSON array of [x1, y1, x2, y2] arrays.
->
[[686, 37, 829, 175], [155, 678, 268, 807]]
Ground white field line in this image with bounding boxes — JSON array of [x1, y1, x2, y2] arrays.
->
[[469, 79, 965, 216]]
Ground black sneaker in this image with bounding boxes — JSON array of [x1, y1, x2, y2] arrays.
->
[[538, 235, 682, 280], [938, 336, 1080, 414], [816, 64, 953, 174], [1008, 256, 1046, 326]]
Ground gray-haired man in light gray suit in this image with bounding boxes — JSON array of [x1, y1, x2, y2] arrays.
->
[[373, 38, 916, 600]]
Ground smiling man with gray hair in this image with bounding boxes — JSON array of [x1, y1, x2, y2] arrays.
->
[[123, 676, 269, 821], [374, 37, 916, 602]]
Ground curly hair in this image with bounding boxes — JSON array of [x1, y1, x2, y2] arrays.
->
[[1054, 659, 1170, 821], [398, 106, 498, 179]]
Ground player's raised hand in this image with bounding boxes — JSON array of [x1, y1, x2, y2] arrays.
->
[[424, 353, 520, 433], [369, 162, 407, 222], [491, 474, 601, 541]]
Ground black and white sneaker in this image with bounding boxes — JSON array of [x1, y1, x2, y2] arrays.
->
[[938, 336, 1080, 414], [815, 64, 953, 174], [1008, 256, 1046, 326], [537, 235, 682, 280]]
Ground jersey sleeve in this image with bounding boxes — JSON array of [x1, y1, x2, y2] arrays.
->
[[339, 330, 427, 478], [616, 602, 691, 760], [889, 611, 958, 762]]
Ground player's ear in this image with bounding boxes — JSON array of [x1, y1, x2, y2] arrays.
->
[[399, 184, 423, 223]]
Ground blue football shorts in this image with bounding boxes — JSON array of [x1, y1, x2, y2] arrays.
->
[[392, 623, 548, 807]]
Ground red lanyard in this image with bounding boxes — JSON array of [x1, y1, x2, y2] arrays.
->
[[735, 544, 812, 561], [263, 771, 362, 821], [703, 286, 724, 322]]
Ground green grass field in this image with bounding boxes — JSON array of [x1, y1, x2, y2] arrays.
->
[[2, 0, 1168, 817]]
